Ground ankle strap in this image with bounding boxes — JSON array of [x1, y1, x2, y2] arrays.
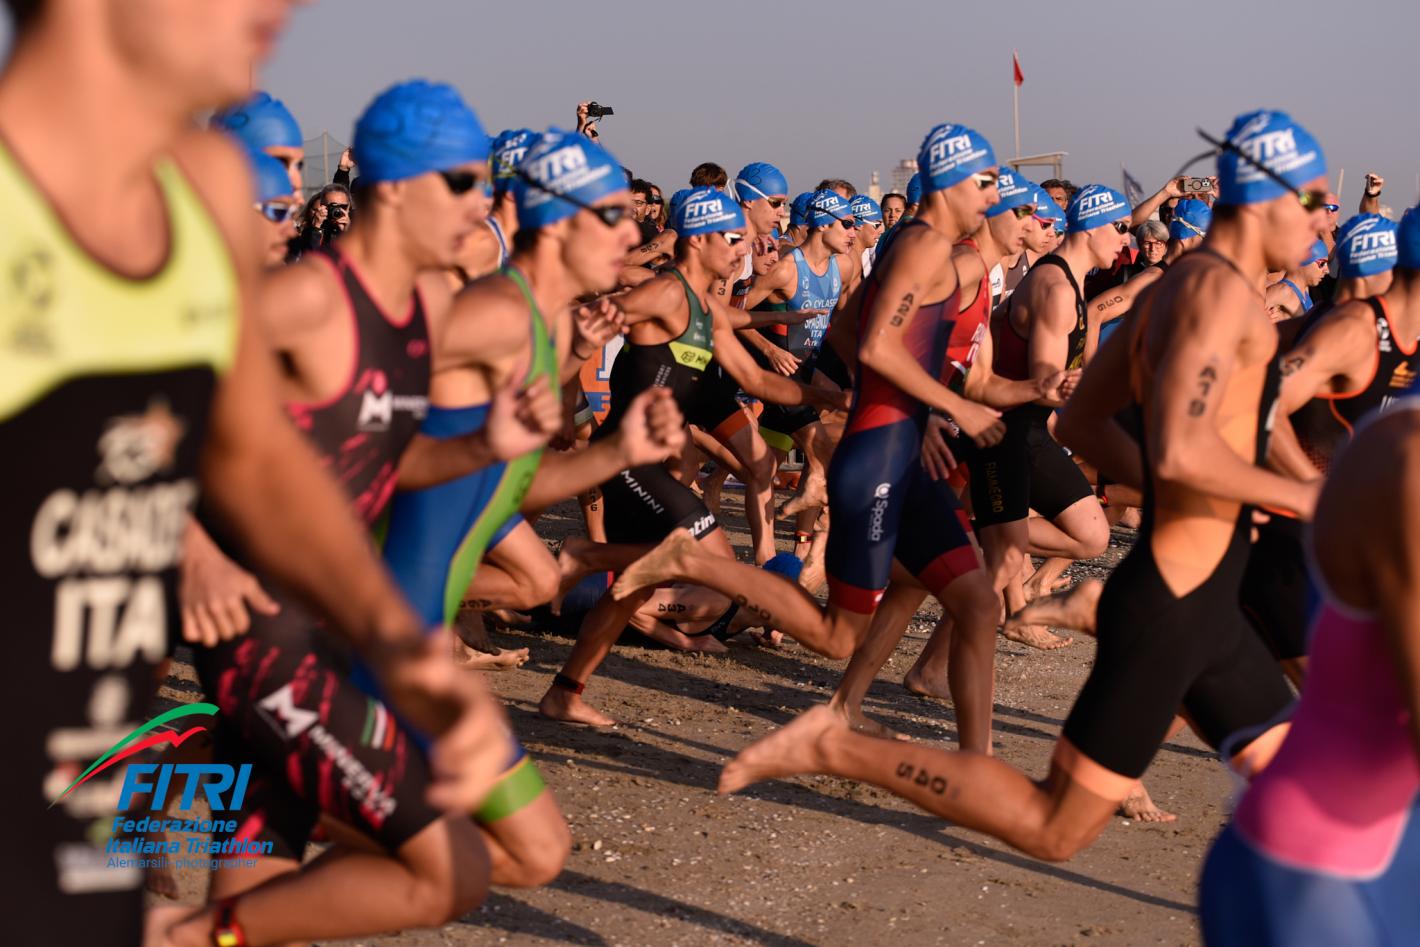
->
[[552, 673, 585, 695]]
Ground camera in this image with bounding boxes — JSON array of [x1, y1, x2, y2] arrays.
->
[[586, 102, 614, 119], [1182, 177, 1213, 194]]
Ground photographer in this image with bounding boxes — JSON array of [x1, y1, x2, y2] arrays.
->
[[576, 100, 613, 141], [288, 182, 354, 260]]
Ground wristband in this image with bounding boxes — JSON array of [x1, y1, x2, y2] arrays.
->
[[213, 898, 248, 947]]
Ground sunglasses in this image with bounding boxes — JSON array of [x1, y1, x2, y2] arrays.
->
[[438, 170, 490, 196], [515, 169, 632, 227], [255, 201, 295, 224], [1011, 204, 1036, 220], [721, 231, 746, 246], [1110, 220, 1131, 235], [1322, 203, 1340, 213], [1188, 129, 1331, 213], [970, 172, 999, 190]]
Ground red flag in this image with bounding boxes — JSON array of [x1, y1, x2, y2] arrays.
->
[[1013, 51, 1024, 86]]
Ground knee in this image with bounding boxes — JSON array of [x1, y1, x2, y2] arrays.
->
[[1022, 826, 1091, 863], [958, 576, 1001, 631], [506, 818, 571, 888], [1077, 520, 1109, 560], [746, 451, 776, 487], [406, 854, 489, 927]]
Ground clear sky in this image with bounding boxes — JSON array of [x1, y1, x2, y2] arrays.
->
[[5, 0, 1417, 205]]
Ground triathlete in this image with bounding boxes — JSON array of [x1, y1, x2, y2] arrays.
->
[[850, 193, 884, 277], [1, 3, 504, 940], [714, 109, 1327, 864], [248, 147, 301, 268], [969, 184, 1125, 648], [450, 126, 532, 284], [829, 167, 1078, 739], [188, 82, 568, 942], [1264, 238, 1329, 319], [610, 124, 1016, 755], [1241, 211, 1410, 680], [540, 187, 849, 726], [1199, 361, 1420, 947], [212, 90, 305, 192]]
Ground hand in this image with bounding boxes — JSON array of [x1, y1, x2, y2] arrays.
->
[[1164, 177, 1187, 199], [951, 400, 1005, 448], [1288, 478, 1321, 523], [310, 202, 327, 228], [573, 298, 626, 355], [765, 346, 801, 376], [1364, 172, 1385, 197], [338, 147, 354, 173], [180, 522, 279, 646], [921, 415, 960, 481], [809, 385, 852, 413], [781, 308, 828, 326], [371, 631, 513, 811], [485, 372, 561, 461], [1037, 368, 1082, 406], [575, 101, 598, 140], [614, 388, 686, 466]]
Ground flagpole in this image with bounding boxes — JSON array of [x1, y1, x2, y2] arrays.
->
[[1012, 48, 1021, 160]]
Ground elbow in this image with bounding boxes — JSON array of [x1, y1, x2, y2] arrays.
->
[[1153, 443, 1197, 486], [1054, 405, 1085, 451], [857, 337, 886, 373]]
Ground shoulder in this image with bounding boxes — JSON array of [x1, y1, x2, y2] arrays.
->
[[258, 254, 344, 338]]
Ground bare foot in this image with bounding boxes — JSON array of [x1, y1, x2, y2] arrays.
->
[[1000, 623, 1075, 650], [553, 536, 599, 614], [1119, 784, 1178, 823], [610, 528, 696, 600], [830, 699, 910, 741], [720, 704, 843, 794], [778, 470, 827, 519], [1005, 579, 1102, 637], [798, 550, 826, 597], [750, 628, 784, 649], [684, 635, 730, 654], [1022, 565, 1064, 603], [701, 469, 727, 515], [539, 686, 616, 727], [902, 665, 953, 700], [1119, 507, 1142, 529], [452, 635, 529, 670], [455, 611, 500, 653]]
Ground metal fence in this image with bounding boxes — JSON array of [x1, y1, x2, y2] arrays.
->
[[300, 133, 348, 198]]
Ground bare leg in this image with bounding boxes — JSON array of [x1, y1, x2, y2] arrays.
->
[[932, 570, 1001, 755], [798, 520, 829, 596], [613, 529, 871, 660], [978, 520, 1073, 651], [700, 465, 728, 515], [1005, 579, 1104, 636], [552, 536, 651, 613], [577, 486, 607, 543], [720, 707, 1120, 862], [451, 612, 529, 670], [1025, 498, 1110, 560], [829, 583, 927, 740], [459, 523, 558, 612], [780, 423, 831, 519], [478, 791, 572, 887], [1023, 556, 1072, 603], [176, 816, 489, 945], [719, 418, 778, 565]]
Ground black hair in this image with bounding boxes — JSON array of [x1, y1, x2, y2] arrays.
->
[[630, 178, 655, 200], [4, 0, 42, 28], [881, 192, 907, 208]]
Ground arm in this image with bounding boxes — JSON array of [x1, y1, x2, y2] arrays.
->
[[707, 298, 848, 412], [1082, 267, 1160, 361], [624, 230, 675, 268], [180, 515, 279, 646], [1360, 173, 1384, 215], [961, 316, 1071, 410], [855, 230, 1004, 444], [1274, 305, 1378, 414], [739, 256, 796, 311], [1265, 412, 1322, 482], [1055, 310, 1145, 489], [1147, 278, 1316, 517], [1367, 432, 1420, 757], [1130, 177, 1185, 229], [1025, 279, 1081, 396]]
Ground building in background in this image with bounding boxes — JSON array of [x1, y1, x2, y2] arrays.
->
[[867, 171, 881, 201], [888, 158, 916, 196]]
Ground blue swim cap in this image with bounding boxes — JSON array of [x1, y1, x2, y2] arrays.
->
[[906, 172, 923, 206], [514, 128, 627, 229], [673, 187, 746, 236], [246, 148, 295, 203], [807, 189, 853, 228], [1032, 186, 1064, 225], [667, 187, 697, 225], [1066, 184, 1131, 233], [1334, 214, 1398, 279], [761, 551, 804, 581], [1303, 238, 1329, 267], [353, 80, 490, 186], [1169, 198, 1212, 240], [986, 170, 1035, 218], [491, 128, 536, 196], [734, 162, 789, 204], [849, 194, 882, 224], [1216, 110, 1327, 206], [1398, 207, 1420, 271], [789, 191, 816, 227], [213, 91, 302, 151], [917, 123, 996, 195]]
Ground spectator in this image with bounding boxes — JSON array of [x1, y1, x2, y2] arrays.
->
[[1040, 178, 1076, 212], [288, 183, 353, 260], [815, 178, 856, 200], [648, 184, 666, 229], [1136, 219, 1168, 266], [881, 192, 907, 229], [629, 178, 661, 243]]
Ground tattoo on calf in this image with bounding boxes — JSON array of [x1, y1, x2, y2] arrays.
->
[[889, 292, 916, 327], [1188, 362, 1220, 417], [461, 598, 493, 610], [895, 761, 949, 795]]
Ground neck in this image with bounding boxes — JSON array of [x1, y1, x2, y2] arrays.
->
[[0, 15, 195, 200], [1384, 270, 1420, 329], [1199, 217, 1271, 291], [801, 231, 833, 267], [494, 198, 519, 237], [969, 221, 1005, 268], [510, 238, 579, 318], [1283, 268, 1308, 286], [339, 221, 421, 314], [674, 251, 715, 294], [916, 200, 962, 244], [1056, 234, 1097, 284]]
